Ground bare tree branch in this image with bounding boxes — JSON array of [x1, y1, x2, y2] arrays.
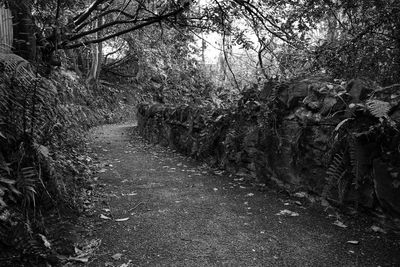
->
[[72, 0, 109, 27], [61, 3, 189, 49], [75, 8, 140, 32]]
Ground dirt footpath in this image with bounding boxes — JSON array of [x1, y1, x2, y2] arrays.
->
[[78, 123, 400, 266]]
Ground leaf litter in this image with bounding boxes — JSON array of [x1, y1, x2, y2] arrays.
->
[[276, 209, 299, 217], [333, 220, 347, 228]]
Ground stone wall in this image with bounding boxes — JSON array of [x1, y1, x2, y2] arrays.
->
[[137, 78, 400, 217]]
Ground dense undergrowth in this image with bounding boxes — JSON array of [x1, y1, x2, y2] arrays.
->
[[0, 54, 135, 266]]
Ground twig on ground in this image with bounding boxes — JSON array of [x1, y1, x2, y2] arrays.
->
[[129, 202, 144, 212]]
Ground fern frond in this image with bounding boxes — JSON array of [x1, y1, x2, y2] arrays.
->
[[326, 152, 345, 178], [323, 152, 347, 200], [16, 167, 38, 210], [366, 99, 390, 119], [348, 136, 367, 189]]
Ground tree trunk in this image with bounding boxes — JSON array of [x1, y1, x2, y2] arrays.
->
[[9, 0, 37, 61], [0, 4, 13, 53], [86, 14, 103, 87]]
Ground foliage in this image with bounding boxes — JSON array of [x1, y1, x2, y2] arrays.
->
[[0, 53, 61, 264], [102, 24, 216, 106], [0, 52, 133, 264]]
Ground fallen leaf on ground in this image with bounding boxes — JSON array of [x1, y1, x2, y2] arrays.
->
[[122, 192, 137, 196], [100, 214, 111, 220], [333, 220, 347, 228], [115, 217, 129, 222], [276, 209, 299, 217], [38, 234, 51, 249], [347, 240, 359, 245], [120, 260, 132, 267], [68, 257, 89, 263], [294, 201, 302, 206], [112, 253, 123, 260], [371, 225, 386, 234], [294, 192, 307, 198]]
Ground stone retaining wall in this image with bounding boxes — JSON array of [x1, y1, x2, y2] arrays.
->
[[137, 78, 400, 217]]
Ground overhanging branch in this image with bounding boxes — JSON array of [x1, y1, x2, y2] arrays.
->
[[61, 3, 189, 49]]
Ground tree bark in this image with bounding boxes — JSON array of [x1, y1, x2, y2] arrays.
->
[[9, 0, 37, 61], [86, 14, 103, 87], [0, 4, 13, 53]]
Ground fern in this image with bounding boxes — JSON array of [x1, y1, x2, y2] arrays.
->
[[16, 167, 38, 212], [324, 152, 347, 202], [366, 99, 390, 119], [347, 136, 369, 190]]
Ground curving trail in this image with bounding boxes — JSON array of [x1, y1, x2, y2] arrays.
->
[[79, 123, 400, 266]]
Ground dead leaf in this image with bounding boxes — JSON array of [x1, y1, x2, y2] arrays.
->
[[112, 253, 123, 260], [68, 256, 89, 263], [347, 240, 359, 245], [276, 209, 299, 217], [100, 214, 111, 220], [294, 192, 307, 198], [38, 234, 51, 249], [371, 225, 387, 234], [120, 260, 132, 267], [333, 220, 347, 228], [115, 217, 129, 222]]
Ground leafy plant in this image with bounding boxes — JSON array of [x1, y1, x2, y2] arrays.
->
[[324, 152, 347, 202], [366, 99, 390, 119]]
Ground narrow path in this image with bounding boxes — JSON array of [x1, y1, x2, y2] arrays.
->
[[80, 123, 400, 266]]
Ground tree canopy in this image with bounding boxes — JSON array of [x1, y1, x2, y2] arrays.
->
[[4, 0, 400, 87]]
